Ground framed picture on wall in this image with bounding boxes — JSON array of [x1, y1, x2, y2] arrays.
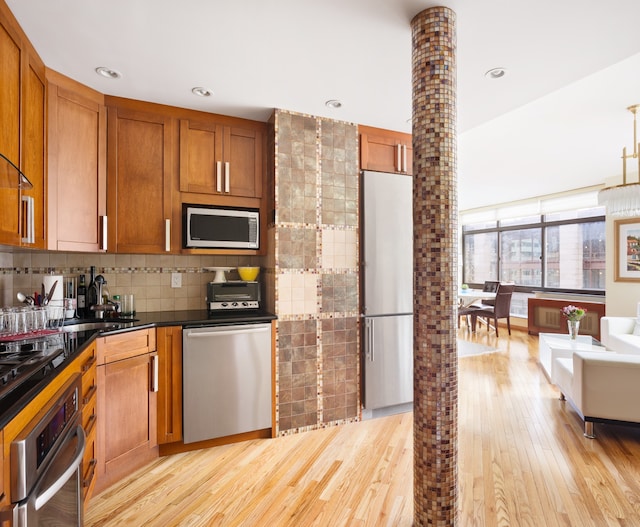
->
[[615, 218, 640, 282]]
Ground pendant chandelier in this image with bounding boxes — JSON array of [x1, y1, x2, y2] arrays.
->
[[598, 104, 640, 216]]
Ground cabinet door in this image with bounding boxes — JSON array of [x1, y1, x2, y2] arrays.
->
[[21, 51, 46, 249], [107, 105, 175, 253], [80, 342, 98, 503], [0, 428, 4, 508], [96, 352, 158, 492], [157, 326, 182, 444], [224, 125, 263, 198], [0, 18, 22, 246], [360, 126, 412, 175], [47, 72, 107, 252], [180, 120, 263, 199], [179, 119, 223, 194]]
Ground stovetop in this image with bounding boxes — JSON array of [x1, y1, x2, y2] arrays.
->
[[0, 332, 68, 402]]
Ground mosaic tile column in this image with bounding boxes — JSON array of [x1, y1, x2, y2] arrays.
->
[[411, 7, 458, 526]]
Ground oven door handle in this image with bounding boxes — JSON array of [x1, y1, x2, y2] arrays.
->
[[34, 425, 86, 511]]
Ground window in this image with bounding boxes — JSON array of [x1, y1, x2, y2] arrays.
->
[[500, 228, 542, 286], [462, 204, 605, 314], [544, 221, 605, 289], [462, 232, 498, 284]]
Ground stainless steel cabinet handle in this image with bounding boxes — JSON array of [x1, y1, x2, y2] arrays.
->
[[101, 215, 108, 251], [216, 161, 222, 192], [35, 425, 86, 510], [402, 144, 407, 173], [21, 196, 34, 244], [150, 353, 158, 393], [165, 218, 171, 252], [396, 144, 401, 172], [224, 161, 230, 193], [29, 196, 34, 244]]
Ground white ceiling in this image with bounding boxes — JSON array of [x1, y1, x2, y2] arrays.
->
[[7, 0, 640, 210]]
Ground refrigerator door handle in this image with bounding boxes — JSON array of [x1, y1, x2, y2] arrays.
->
[[366, 318, 375, 362]]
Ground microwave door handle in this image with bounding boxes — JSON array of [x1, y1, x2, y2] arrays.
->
[[224, 161, 230, 193], [216, 161, 222, 193]]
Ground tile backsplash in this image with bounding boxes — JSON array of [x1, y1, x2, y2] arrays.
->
[[0, 250, 264, 312]]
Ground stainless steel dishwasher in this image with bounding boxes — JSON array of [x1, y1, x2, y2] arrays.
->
[[182, 323, 272, 444]]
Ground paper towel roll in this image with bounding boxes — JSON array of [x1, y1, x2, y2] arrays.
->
[[43, 275, 64, 305]]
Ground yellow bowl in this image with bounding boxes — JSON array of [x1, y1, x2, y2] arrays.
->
[[237, 267, 260, 281]]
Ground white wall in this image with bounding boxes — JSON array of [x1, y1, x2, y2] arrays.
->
[[605, 216, 640, 316]]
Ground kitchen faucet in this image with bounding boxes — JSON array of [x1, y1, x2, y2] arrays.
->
[[87, 274, 118, 318]]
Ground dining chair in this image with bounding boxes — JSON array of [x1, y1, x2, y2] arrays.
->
[[458, 280, 499, 329], [468, 283, 515, 337], [481, 280, 500, 307]]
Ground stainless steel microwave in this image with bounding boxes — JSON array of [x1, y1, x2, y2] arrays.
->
[[184, 205, 259, 249]]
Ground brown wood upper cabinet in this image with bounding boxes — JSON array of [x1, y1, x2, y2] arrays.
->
[[0, 4, 46, 248], [106, 99, 178, 253], [359, 124, 413, 176], [47, 70, 107, 252], [180, 119, 263, 199]]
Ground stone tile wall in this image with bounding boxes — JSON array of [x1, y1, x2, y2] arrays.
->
[[269, 109, 360, 434]]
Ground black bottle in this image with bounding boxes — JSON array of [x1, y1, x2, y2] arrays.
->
[[87, 266, 98, 314], [77, 274, 87, 318]]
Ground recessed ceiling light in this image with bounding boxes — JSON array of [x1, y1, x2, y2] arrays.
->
[[192, 87, 214, 97], [325, 99, 342, 109], [485, 67, 506, 79], [95, 66, 121, 79]]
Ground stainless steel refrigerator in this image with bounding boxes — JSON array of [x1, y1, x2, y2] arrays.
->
[[362, 170, 413, 410]]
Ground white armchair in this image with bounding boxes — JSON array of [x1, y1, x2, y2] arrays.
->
[[600, 316, 640, 355], [554, 351, 640, 437], [552, 316, 640, 438]]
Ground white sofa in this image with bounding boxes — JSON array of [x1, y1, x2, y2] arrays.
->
[[553, 316, 640, 438]]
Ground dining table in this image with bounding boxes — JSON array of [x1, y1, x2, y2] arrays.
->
[[458, 289, 497, 308]]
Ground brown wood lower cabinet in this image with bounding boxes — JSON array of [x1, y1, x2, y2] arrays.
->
[[80, 342, 98, 504], [95, 329, 158, 494], [157, 326, 182, 445], [0, 429, 6, 525]]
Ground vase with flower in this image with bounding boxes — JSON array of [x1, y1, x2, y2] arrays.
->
[[561, 305, 587, 340]]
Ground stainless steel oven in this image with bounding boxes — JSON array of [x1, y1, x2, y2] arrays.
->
[[11, 374, 86, 527]]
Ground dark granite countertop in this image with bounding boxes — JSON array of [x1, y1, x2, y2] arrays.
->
[[0, 309, 276, 429]]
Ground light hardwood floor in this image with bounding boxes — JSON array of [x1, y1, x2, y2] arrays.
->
[[85, 329, 640, 526]]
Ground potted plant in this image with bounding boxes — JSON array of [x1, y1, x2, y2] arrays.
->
[[561, 305, 587, 340]]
